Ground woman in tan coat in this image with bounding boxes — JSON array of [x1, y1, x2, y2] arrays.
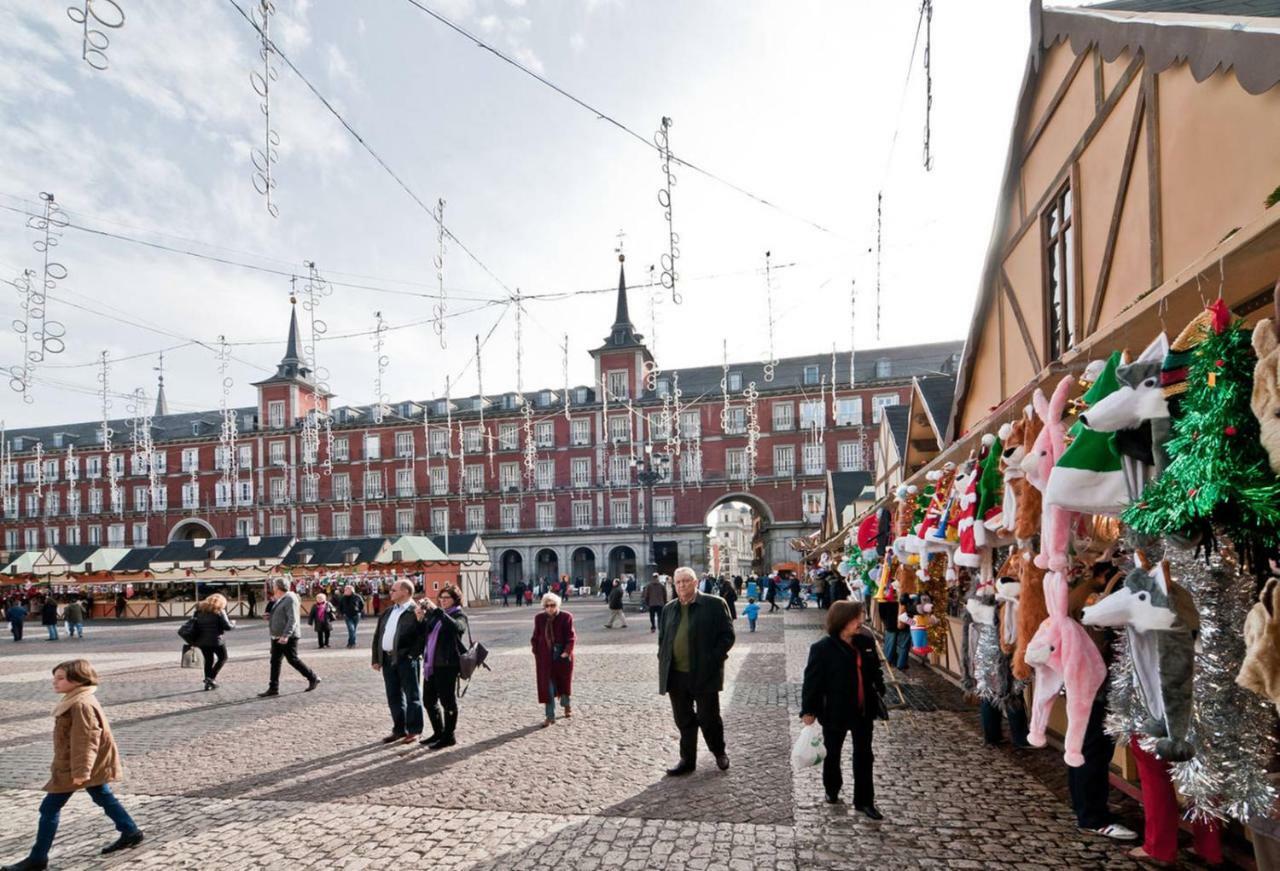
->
[[0, 659, 144, 871]]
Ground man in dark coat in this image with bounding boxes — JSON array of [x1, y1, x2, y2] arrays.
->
[[642, 573, 667, 633], [657, 566, 735, 776], [371, 579, 428, 744], [338, 584, 365, 648], [41, 599, 59, 641], [6, 600, 27, 641], [604, 578, 627, 628]]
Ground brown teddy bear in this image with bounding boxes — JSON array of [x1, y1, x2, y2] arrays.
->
[[1250, 284, 1280, 474], [1010, 549, 1048, 682], [1238, 576, 1280, 715]]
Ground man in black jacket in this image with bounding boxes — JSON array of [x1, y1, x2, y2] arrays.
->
[[371, 579, 427, 745], [339, 584, 365, 649], [604, 578, 628, 629], [657, 566, 735, 776]]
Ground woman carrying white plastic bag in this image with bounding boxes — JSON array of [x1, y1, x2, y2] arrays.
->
[[791, 721, 827, 770]]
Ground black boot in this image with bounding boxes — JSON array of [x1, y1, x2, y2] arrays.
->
[[429, 709, 458, 749], [1, 858, 48, 871], [420, 707, 444, 746]]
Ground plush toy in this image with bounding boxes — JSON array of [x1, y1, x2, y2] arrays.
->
[[994, 567, 1021, 654], [962, 580, 997, 697], [1026, 572, 1108, 767], [1011, 412, 1044, 548], [954, 458, 982, 568], [911, 595, 938, 655], [1010, 550, 1048, 681], [1045, 353, 1130, 516], [1022, 376, 1074, 571], [1250, 283, 1280, 474], [973, 433, 1007, 547], [1237, 576, 1280, 716], [856, 513, 880, 562], [916, 465, 956, 545], [1082, 554, 1199, 761]]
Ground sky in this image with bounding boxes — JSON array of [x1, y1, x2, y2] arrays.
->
[[0, 0, 1080, 428]]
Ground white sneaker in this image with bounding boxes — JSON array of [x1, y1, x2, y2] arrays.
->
[[1084, 823, 1138, 841]]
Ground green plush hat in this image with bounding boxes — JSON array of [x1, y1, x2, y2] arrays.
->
[[1044, 351, 1129, 515]]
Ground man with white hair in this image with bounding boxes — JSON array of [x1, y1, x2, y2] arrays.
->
[[258, 578, 320, 697], [371, 578, 428, 744], [657, 565, 736, 776]]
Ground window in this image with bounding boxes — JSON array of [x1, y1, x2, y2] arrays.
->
[[680, 451, 702, 483], [679, 411, 701, 439], [46, 492, 60, 516], [215, 481, 232, 508], [131, 453, 146, 476], [395, 431, 414, 458], [609, 455, 630, 486], [132, 522, 148, 545], [464, 427, 483, 453], [536, 502, 555, 530], [47, 526, 60, 546], [236, 480, 253, 506], [151, 486, 167, 511], [270, 515, 287, 536], [648, 410, 672, 442], [728, 371, 742, 391], [871, 394, 900, 423], [607, 370, 628, 399], [235, 516, 254, 536], [655, 378, 670, 397], [152, 452, 167, 474], [724, 407, 746, 434], [499, 463, 520, 492], [268, 400, 285, 429], [396, 509, 413, 534], [133, 486, 148, 513], [838, 441, 864, 472], [364, 433, 381, 460], [110, 453, 125, 477], [270, 477, 287, 504], [835, 397, 863, 426], [571, 457, 591, 488], [23, 461, 36, 482], [608, 415, 630, 444], [802, 490, 826, 522], [772, 402, 794, 431], [332, 437, 349, 462], [108, 524, 125, 547], [364, 510, 382, 536], [301, 514, 318, 539], [464, 464, 484, 493], [44, 459, 59, 481], [86, 456, 101, 479], [611, 498, 631, 527], [181, 448, 199, 472], [803, 443, 825, 475], [654, 496, 674, 527], [431, 506, 449, 533], [726, 448, 747, 480], [88, 526, 101, 546], [237, 444, 253, 469], [875, 359, 892, 379], [535, 460, 555, 490], [269, 441, 286, 466], [333, 512, 350, 538], [2, 494, 16, 518], [572, 500, 592, 528], [501, 503, 519, 532], [429, 428, 448, 456], [570, 418, 591, 446], [333, 473, 351, 502], [430, 466, 448, 495], [499, 423, 518, 450], [25, 493, 37, 517], [535, 421, 554, 448], [1044, 182, 1077, 360], [395, 468, 414, 497], [804, 365, 820, 385], [182, 482, 199, 509], [363, 471, 384, 499], [66, 525, 80, 545], [65, 455, 79, 480], [302, 473, 319, 502], [466, 505, 484, 532], [22, 527, 38, 549], [800, 400, 823, 430]]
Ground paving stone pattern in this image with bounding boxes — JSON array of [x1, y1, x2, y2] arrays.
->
[[0, 600, 1165, 869]]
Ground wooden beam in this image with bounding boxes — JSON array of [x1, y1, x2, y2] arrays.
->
[[1023, 49, 1091, 160], [997, 277, 1007, 397], [1070, 161, 1085, 343], [1002, 54, 1144, 260], [1093, 51, 1104, 112], [1144, 69, 1164, 289], [1086, 87, 1146, 337], [1000, 268, 1043, 371]]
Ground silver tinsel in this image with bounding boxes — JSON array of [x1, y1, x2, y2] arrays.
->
[[974, 621, 1006, 704], [1164, 541, 1277, 823], [1104, 630, 1147, 745]]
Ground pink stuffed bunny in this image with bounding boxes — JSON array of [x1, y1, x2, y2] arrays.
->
[[1020, 376, 1073, 571], [1025, 572, 1106, 767]]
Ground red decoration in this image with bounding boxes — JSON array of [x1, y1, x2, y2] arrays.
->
[[1225, 425, 1238, 436], [1216, 359, 1226, 367], [1208, 298, 1232, 334], [1189, 488, 1199, 498]]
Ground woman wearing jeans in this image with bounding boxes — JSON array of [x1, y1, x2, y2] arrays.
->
[[531, 592, 575, 726]]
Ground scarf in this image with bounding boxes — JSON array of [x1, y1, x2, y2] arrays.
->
[[54, 684, 96, 717], [425, 606, 463, 678], [544, 611, 557, 645]]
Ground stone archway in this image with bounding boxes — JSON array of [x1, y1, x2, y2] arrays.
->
[[570, 547, 596, 588], [608, 545, 636, 581], [168, 518, 217, 542], [534, 548, 559, 585], [500, 550, 524, 587], [705, 492, 774, 576]]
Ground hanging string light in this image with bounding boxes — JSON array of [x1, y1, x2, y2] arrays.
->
[[216, 336, 239, 498], [66, 0, 125, 70], [9, 269, 36, 403], [301, 261, 331, 394], [33, 440, 44, 504], [476, 334, 494, 473], [669, 371, 683, 458], [922, 0, 934, 171], [830, 345, 839, 420], [849, 278, 857, 389], [561, 333, 571, 421], [744, 381, 760, 486], [432, 198, 447, 348], [876, 192, 883, 340], [655, 116, 681, 304], [719, 340, 731, 432], [66, 443, 79, 519], [0, 422, 10, 510], [763, 251, 778, 382], [249, 0, 280, 217], [372, 310, 389, 424], [10, 192, 71, 403]]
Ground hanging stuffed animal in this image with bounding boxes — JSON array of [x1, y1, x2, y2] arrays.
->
[[1026, 572, 1108, 767], [1250, 281, 1280, 474], [1011, 551, 1048, 681], [1022, 376, 1074, 572], [1237, 576, 1280, 715], [996, 418, 1025, 538], [1011, 411, 1044, 549], [974, 432, 1007, 547], [954, 458, 983, 568], [1045, 353, 1130, 516], [1082, 554, 1199, 761], [962, 578, 998, 699], [993, 559, 1021, 655]]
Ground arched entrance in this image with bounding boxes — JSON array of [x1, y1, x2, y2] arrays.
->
[[570, 547, 596, 587], [608, 545, 636, 581], [500, 550, 524, 587], [705, 495, 770, 576], [169, 518, 216, 542], [535, 548, 559, 585]]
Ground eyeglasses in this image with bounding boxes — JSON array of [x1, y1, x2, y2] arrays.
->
[[543, 603, 556, 609]]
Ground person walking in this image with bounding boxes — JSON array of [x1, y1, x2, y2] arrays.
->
[[371, 579, 428, 745], [743, 598, 760, 632], [501, 583, 510, 607], [657, 566, 735, 776], [7, 600, 28, 642], [192, 593, 235, 691], [309, 593, 334, 649], [604, 578, 627, 629], [765, 575, 779, 613], [642, 573, 667, 633], [532, 592, 575, 726], [114, 593, 126, 619], [420, 585, 468, 749], [718, 578, 738, 620], [800, 600, 885, 818], [62, 600, 85, 640], [246, 586, 257, 619], [258, 579, 320, 697], [786, 575, 803, 610], [41, 599, 59, 641], [338, 584, 364, 649], [0, 659, 143, 871]]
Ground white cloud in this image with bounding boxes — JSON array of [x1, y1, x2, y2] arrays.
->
[[511, 46, 544, 75], [325, 43, 359, 88], [477, 14, 501, 33], [505, 0, 528, 7], [569, 32, 585, 52]]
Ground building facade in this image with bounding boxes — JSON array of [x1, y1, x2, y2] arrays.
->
[[708, 502, 753, 577], [0, 257, 961, 588]]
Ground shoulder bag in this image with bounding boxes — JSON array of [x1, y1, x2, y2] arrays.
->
[[456, 617, 490, 694]]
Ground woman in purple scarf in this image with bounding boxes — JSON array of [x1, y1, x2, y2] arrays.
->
[[419, 585, 469, 749]]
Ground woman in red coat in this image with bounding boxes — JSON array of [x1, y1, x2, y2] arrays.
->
[[531, 592, 575, 726]]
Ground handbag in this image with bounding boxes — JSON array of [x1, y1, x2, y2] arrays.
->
[[177, 616, 199, 645], [456, 618, 490, 692], [873, 690, 890, 721], [180, 645, 201, 669]]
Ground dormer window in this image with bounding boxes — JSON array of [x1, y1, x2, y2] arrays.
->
[[655, 379, 670, 397], [875, 359, 891, 379], [728, 372, 742, 392], [803, 365, 819, 386], [606, 370, 628, 400], [575, 387, 589, 404]]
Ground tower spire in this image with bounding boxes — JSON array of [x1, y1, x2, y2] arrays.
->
[[153, 352, 168, 417], [269, 292, 310, 380]]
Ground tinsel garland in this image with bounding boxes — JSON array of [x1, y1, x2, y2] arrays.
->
[[1163, 541, 1276, 823], [1102, 630, 1146, 746], [974, 621, 1007, 704], [924, 553, 949, 652]]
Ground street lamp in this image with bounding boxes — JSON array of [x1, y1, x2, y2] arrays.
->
[[632, 444, 670, 597]]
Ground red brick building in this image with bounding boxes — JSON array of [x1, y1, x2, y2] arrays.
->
[[0, 257, 961, 589]]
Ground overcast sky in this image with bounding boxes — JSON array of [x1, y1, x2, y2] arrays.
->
[[0, 0, 1074, 428]]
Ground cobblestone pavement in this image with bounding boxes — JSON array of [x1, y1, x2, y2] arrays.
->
[[0, 600, 1163, 869]]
